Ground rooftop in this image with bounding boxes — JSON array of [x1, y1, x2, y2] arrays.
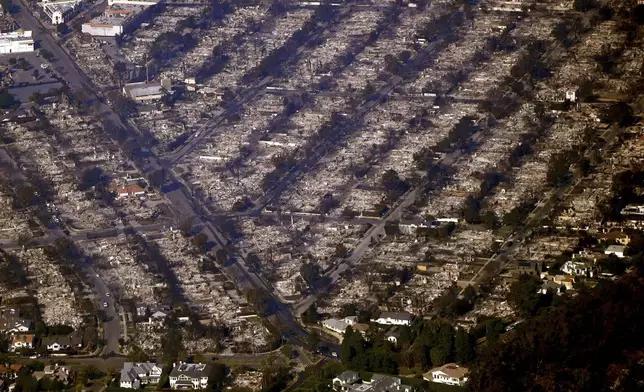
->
[[121, 362, 162, 383], [376, 311, 413, 321], [87, 3, 149, 27], [428, 363, 470, 379], [123, 80, 171, 100], [0, 30, 33, 43], [170, 362, 209, 377], [42, 1, 79, 15]]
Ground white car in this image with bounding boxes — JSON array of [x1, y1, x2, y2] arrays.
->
[[103, 302, 108, 308], [106, 293, 110, 297], [40, 63, 49, 69]]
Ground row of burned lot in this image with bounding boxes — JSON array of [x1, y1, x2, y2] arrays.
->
[[4, 0, 644, 354]]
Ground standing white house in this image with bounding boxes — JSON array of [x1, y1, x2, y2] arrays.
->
[[370, 311, 413, 326], [561, 260, 594, 277], [605, 245, 626, 258], [43, 336, 71, 352], [424, 363, 469, 386], [169, 362, 210, 390], [321, 316, 357, 334]]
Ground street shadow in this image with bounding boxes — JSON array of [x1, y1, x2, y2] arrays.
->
[[8, 3, 21, 14], [161, 181, 182, 193]]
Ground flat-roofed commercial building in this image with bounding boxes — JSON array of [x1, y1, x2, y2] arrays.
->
[[41, 0, 82, 25], [122, 79, 171, 102], [0, 30, 34, 54], [81, 0, 160, 36]]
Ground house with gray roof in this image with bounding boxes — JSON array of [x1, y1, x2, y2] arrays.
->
[[333, 371, 360, 390], [42, 336, 71, 352], [322, 316, 357, 334], [169, 362, 210, 390], [385, 327, 401, 345], [42, 330, 85, 352], [119, 362, 163, 389], [332, 372, 411, 392]]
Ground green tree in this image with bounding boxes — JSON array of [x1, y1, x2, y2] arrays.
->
[[507, 274, 546, 317], [438, 323, 455, 363], [29, 92, 42, 104], [127, 344, 149, 362], [301, 303, 320, 324], [600, 102, 633, 126], [381, 169, 410, 201], [246, 253, 262, 272], [573, 0, 595, 12], [148, 168, 167, 188], [578, 80, 596, 102], [0, 90, 17, 109], [430, 346, 447, 366], [160, 326, 183, 364], [307, 330, 321, 350], [191, 233, 209, 253], [39, 49, 54, 60], [209, 363, 226, 390], [246, 288, 271, 317], [546, 153, 572, 187], [215, 249, 228, 264], [15, 372, 38, 392], [334, 243, 348, 258], [483, 210, 498, 229], [462, 195, 482, 224], [34, 321, 46, 337], [599, 254, 628, 275], [281, 344, 293, 359], [455, 328, 475, 363], [300, 263, 320, 286], [341, 327, 367, 369]]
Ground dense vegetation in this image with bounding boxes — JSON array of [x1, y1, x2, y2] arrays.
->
[[467, 261, 644, 392], [340, 319, 476, 375]]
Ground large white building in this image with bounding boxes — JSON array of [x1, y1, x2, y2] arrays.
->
[[321, 316, 356, 334], [370, 311, 413, 326], [82, 0, 160, 36], [122, 79, 171, 102], [169, 362, 210, 390], [0, 30, 34, 54], [41, 0, 82, 25]]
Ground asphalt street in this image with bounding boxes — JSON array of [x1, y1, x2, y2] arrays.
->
[[0, 223, 167, 248], [85, 264, 121, 355]]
